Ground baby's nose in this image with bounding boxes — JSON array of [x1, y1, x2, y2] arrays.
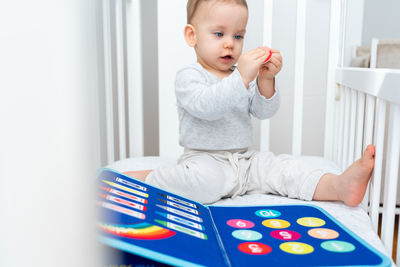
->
[[223, 40, 233, 49]]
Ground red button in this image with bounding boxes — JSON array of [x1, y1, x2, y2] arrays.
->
[[238, 242, 272, 255]]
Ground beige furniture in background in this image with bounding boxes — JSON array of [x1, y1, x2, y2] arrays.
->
[[350, 39, 400, 69]]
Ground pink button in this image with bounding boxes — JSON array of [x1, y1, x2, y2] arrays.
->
[[270, 230, 301, 241], [227, 219, 255, 229], [238, 242, 272, 255]]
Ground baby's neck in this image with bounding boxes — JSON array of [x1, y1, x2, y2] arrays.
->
[[198, 62, 234, 80]]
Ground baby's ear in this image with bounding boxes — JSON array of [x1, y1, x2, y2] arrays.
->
[[184, 24, 196, 47]]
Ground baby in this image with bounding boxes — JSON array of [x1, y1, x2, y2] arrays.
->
[[127, 0, 375, 207]]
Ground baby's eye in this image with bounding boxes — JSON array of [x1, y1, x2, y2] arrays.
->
[[234, 35, 243, 40], [214, 32, 223, 37]]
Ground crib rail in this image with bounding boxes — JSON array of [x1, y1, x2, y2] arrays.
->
[[101, 0, 144, 164], [333, 67, 400, 258]]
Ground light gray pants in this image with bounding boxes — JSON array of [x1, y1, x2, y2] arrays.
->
[[146, 149, 329, 204]]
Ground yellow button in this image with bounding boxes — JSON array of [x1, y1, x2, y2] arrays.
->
[[297, 217, 325, 227], [262, 219, 290, 229], [280, 242, 314, 254]]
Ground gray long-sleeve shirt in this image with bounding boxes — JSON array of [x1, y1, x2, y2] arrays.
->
[[175, 62, 280, 150]]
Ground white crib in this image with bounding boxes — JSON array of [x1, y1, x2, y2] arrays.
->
[[99, 0, 400, 264]]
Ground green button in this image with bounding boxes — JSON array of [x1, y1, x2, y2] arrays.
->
[[321, 240, 355, 252], [232, 230, 262, 241]]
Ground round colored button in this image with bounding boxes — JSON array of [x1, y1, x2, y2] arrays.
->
[[308, 228, 339, 239], [280, 242, 314, 255], [255, 209, 281, 218], [321, 241, 355, 253], [262, 219, 290, 229], [297, 217, 326, 227], [271, 230, 301, 241], [227, 219, 255, 229], [232, 230, 262, 241], [238, 242, 272, 255]]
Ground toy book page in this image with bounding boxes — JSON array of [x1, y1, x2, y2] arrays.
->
[[208, 205, 391, 267], [97, 169, 228, 267]]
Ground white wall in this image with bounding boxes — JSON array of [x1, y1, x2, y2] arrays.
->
[[362, 0, 400, 46], [141, 0, 159, 156]]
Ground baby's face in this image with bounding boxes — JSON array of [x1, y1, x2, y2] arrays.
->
[[192, 1, 248, 77]]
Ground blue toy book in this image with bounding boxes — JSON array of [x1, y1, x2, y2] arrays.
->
[[98, 168, 391, 267]]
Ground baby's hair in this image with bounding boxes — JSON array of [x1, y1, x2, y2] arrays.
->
[[186, 0, 248, 24]]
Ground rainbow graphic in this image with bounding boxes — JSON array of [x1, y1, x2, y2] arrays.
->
[[98, 222, 176, 240]]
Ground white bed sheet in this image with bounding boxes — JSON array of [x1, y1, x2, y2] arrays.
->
[[106, 156, 393, 264]]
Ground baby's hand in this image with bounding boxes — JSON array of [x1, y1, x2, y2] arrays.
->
[[237, 47, 269, 88], [258, 47, 282, 81]]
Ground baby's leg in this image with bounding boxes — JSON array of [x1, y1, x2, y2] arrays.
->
[[143, 154, 238, 204], [313, 145, 375, 206], [124, 170, 153, 182], [249, 151, 327, 201]]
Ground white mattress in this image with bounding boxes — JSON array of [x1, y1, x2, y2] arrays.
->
[[106, 156, 393, 264]]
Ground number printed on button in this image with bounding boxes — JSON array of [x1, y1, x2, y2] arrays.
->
[[227, 219, 255, 229], [255, 209, 281, 218], [238, 242, 272, 255], [262, 219, 290, 229], [280, 242, 314, 255], [308, 228, 339, 239], [297, 217, 326, 227], [270, 230, 301, 241], [232, 230, 262, 241]]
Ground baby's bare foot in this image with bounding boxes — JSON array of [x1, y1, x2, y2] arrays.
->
[[123, 169, 153, 182], [337, 145, 375, 206]]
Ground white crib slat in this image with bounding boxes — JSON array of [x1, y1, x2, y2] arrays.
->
[[361, 94, 375, 210], [260, 0, 274, 152], [355, 92, 365, 159], [332, 97, 340, 164], [341, 87, 351, 170], [369, 99, 387, 232], [324, 0, 343, 161], [347, 89, 357, 166], [363, 95, 375, 149], [381, 103, 400, 256], [102, 0, 115, 164], [361, 96, 375, 211], [292, 0, 306, 156], [337, 86, 345, 167], [115, 0, 126, 160], [126, 0, 144, 157]]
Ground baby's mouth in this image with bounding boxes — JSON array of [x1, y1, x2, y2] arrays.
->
[[221, 55, 233, 60]]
